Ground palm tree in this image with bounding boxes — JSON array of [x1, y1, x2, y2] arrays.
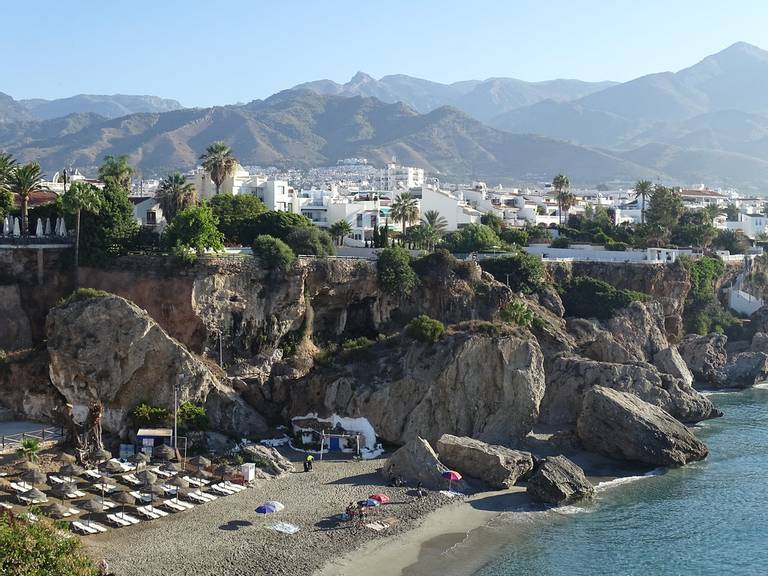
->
[[421, 210, 448, 236], [0, 152, 16, 189], [702, 203, 721, 226], [6, 162, 45, 235], [62, 182, 102, 288], [17, 437, 40, 463], [329, 220, 353, 246], [156, 173, 197, 222], [391, 193, 419, 235], [98, 155, 134, 189], [200, 142, 238, 195], [634, 180, 653, 225], [552, 174, 570, 225]]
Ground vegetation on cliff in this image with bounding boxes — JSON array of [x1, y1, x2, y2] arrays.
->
[[377, 246, 418, 296], [559, 276, 648, 320], [680, 256, 737, 335], [407, 314, 446, 343], [481, 252, 545, 294], [252, 235, 296, 269]]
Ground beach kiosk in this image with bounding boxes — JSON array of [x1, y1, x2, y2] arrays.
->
[[136, 428, 173, 458]]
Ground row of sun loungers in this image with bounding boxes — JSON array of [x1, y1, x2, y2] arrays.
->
[[71, 521, 108, 535], [106, 513, 141, 527]]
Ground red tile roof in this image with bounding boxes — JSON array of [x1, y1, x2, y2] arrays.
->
[[13, 190, 59, 207]]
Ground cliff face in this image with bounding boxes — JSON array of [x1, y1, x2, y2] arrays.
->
[[545, 261, 691, 339]]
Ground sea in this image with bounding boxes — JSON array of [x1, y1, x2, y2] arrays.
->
[[473, 386, 768, 576]]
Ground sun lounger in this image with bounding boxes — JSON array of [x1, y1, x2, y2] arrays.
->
[[10, 482, 32, 493], [0, 502, 13, 510], [18, 494, 46, 505], [184, 491, 211, 504], [106, 513, 135, 527], [134, 506, 160, 520], [223, 481, 246, 492], [48, 475, 65, 484], [84, 470, 102, 480], [90, 522, 108, 533], [210, 484, 236, 496], [108, 458, 135, 472], [72, 521, 98, 535], [116, 512, 140, 524], [160, 499, 186, 512], [150, 467, 173, 478], [121, 474, 142, 486], [183, 475, 209, 487], [146, 505, 169, 517]]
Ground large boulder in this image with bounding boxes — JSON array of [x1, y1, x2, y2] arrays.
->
[[283, 327, 546, 447], [382, 437, 459, 491], [540, 354, 716, 425], [241, 444, 294, 477], [750, 332, 768, 353], [436, 434, 533, 489], [46, 293, 268, 438], [653, 347, 694, 387], [678, 334, 728, 386], [526, 455, 594, 505], [577, 387, 708, 466], [722, 352, 768, 388]]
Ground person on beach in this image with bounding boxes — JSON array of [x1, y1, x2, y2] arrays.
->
[[415, 481, 426, 498], [305, 454, 314, 472]]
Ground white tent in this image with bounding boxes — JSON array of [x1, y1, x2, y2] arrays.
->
[[35, 218, 43, 236], [44, 218, 51, 236], [13, 217, 21, 237], [59, 218, 67, 236]]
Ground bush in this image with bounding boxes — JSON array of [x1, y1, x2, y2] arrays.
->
[[480, 252, 545, 294], [681, 256, 737, 334], [170, 242, 198, 265], [500, 300, 533, 326], [58, 288, 110, 306], [251, 211, 313, 240], [560, 276, 648, 320], [501, 227, 529, 246], [178, 402, 209, 431], [252, 235, 296, 269], [78, 181, 140, 266], [132, 402, 170, 427], [163, 204, 224, 254], [0, 513, 98, 575], [440, 224, 505, 253], [341, 337, 374, 350], [285, 226, 335, 256], [407, 314, 445, 343], [210, 194, 267, 245], [605, 241, 628, 251], [412, 249, 475, 281], [550, 237, 571, 248], [377, 246, 418, 296]]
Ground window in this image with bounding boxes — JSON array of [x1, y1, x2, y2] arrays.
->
[[356, 214, 363, 227], [146, 211, 157, 226]]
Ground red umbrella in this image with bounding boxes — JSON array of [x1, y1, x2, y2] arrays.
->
[[368, 493, 390, 504], [442, 470, 462, 491]]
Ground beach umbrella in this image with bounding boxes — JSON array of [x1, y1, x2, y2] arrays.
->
[[215, 464, 235, 481], [44, 217, 51, 236], [153, 444, 175, 462], [167, 476, 189, 504], [23, 487, 48, 504], [442, 470, 462, 491], [130, 452, 150, 470], [44, 502, 71, 519], [161, 461, 182, 474], [13, 217, 20, 237], [92, 448, 112, 463], [189, 455, 211, 470], [14, 460, 40, 473], [263, 500, 284, 512], [59, 218, 67, 236], [54, 482, 78, 499], [256, 503, 279, 517], [368, 493, 390, 504], [60, 463, 84, 484], [79, 499, 104, 526], [100, 460, 125, 475], [137, 470, 158, 485], [22, 469, 48, 486], [143, 482, 166, 509], [2, 216, 9, 235], [112, 490, 136, 519], [59, 452, 77, 464], [35, 218, 43, 236]]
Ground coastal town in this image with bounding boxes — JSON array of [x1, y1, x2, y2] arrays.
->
[[3, 4, 768, 576]]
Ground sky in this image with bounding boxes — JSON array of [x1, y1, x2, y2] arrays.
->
[[2, 0, 767, 107]]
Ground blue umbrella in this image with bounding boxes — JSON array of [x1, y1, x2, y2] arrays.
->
[[256, 503, 278, 515], [358, 498, 380, 508]]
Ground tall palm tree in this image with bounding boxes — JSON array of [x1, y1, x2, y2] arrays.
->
[[98, 155, 134, 190], [552, 174, 570, 225], [6, 162, 45, 236], [0, 152, 16, 189], [200, 142, 238, 195], [391, 192, 419, 234], [62, 182, 102, 288], [156, 173, 197, 222], [421, 210, 448, 236], [634, 180, 653, 225], [329, 220, 353, 246]]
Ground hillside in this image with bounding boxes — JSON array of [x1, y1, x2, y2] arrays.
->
[[0, 91, 654, 184], [19, 94, 184, 120]]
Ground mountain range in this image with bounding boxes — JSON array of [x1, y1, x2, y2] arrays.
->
[[1, 42, 768, 189]]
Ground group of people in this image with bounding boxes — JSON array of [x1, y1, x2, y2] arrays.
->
[[344, 501, 370, 523]]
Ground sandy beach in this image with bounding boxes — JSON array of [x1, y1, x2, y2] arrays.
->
[[84, 453, 461, 576]]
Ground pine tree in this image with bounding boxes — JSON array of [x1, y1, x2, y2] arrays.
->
[[372, 224, 380, 248]]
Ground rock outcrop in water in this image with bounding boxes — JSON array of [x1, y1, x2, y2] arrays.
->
[[46, 293, 267, 438], [275, 326, 546, 447], [722, 352, 768, 388], [678, 334, 728, 385], [436, 434, 533, 489], [577, 387, 709, 466], [526, 455, 594, 504]]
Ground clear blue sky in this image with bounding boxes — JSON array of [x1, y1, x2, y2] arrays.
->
[[2, 0, 767, 107]]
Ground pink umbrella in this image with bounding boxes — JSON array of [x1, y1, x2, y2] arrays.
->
[[442, 470, 462, 491]]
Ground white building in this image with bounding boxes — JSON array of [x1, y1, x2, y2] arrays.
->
[[726, 213, 768, 240], [381, 163, 424, 191], [420, 186, 482, 231], [132, 197, 167, 231], [298, 189, 388, 245]]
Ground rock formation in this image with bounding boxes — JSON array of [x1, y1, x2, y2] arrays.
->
[[382, 437, 459, 491], [678, 334, 728, 385], [241, 444, 294, 478], [526, 455, 594, 504], [279, 326, 546, 447], [653, 347, 694, 387], [577, 387, 708, 466], [436, 434, 533, 489], [722, 352, 768, 388], [46, 293, 267, 438]]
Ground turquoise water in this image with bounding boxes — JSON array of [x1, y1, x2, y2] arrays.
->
[[477, 388, 768, 576]]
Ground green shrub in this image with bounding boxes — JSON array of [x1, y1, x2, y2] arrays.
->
[[500, 300, 533, 327], [550, 237, 571, 248], [560, 276, 648, 320], [178, 402, 209, 431], [440, 224, 506, 253], [170, 242, 198, 265], [252, 235, 296, 269], [480, 252, 545, 294], [58, 288, 110, 306], [407, 315, 445, 343], [132, 402, 170, 427], [210, 194, 267, 245], [285, 226, 335, 256], [16, 438, 41, 463], [500, 227, 529, 246], [163, 204, 224, 254], [0, 514, 98, 575], [605, 241, 628, 251], [681, 256, 737, 334], [377, 246, 418, 296], [592, 230, 612, 245], [412, 249, 475, 281], [341, 337, 375, 350]]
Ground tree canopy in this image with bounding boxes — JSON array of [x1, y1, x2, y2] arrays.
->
[[440, 223, 505, 253], [209, 193, 267, 245], [78, 181, 140, 266], [163, 203, 224, 255]]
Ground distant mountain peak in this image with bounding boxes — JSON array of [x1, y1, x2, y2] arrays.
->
[[349, 71, 376, 84]]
